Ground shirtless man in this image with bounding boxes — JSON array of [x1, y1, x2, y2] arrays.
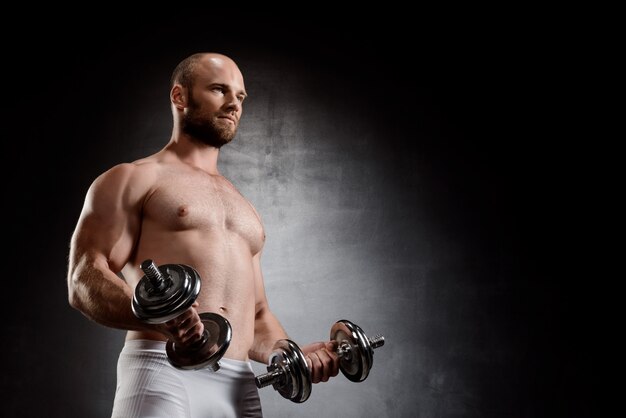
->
[[67, 52, 339, 417]]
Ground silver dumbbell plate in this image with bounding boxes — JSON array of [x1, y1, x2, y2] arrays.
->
[[166, 312, 232, 370], [132, 263, 201, 323], [257, 339, 312, 403], [331, 320, 375, 382]]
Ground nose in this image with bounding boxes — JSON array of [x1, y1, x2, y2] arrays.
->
[[224, 92, 242, 114]]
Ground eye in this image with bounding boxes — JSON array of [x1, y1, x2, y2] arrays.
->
[[237, 95, 246, 103]]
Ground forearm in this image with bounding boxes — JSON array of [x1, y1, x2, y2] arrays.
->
[[68, 258, 149, 332], [249, 308, 289, 363]]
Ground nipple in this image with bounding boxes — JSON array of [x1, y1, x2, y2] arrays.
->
[[178, 205, 189, 217]]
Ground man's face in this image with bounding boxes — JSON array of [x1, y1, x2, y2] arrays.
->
[[181, 90, 237, 148], [180, 58, 246, 148]]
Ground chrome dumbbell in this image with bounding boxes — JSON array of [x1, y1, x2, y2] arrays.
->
[[255, 319, 385, 402], [132, 259, 232, 371]]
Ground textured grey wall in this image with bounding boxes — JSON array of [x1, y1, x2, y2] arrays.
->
[[4, 11, 594, 418]]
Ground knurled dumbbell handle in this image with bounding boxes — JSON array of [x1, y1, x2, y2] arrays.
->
[[336, 334, 385, 358], [140, 259, 170, 293], [256, 368, 284, 388]]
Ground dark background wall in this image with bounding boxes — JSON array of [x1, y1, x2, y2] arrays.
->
[[4, 9, 599, 418]]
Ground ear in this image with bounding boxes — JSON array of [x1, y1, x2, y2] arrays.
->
[[171, 84, 187, 110]]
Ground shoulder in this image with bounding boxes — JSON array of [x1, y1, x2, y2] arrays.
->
[[87, 160, 161, 204], [95, 159, 160, 186]]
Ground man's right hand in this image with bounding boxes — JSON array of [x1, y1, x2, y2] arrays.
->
[[157, 302, 205, 346]]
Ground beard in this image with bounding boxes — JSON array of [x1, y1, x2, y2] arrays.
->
[[181, 97, 237, 149]]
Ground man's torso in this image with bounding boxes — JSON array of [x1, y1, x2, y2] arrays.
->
[[122, 161, 265, 361]]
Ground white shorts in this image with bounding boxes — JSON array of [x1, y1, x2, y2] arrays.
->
[[111, 340, 263, 418]]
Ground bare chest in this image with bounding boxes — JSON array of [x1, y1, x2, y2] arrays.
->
[[144, 174, 265, 254]]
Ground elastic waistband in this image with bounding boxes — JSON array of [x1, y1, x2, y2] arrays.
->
[[122, 339, 167, 352], [121, 339, 253, 373]]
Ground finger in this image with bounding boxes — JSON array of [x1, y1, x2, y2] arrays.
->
[[316, 349, 333, 382], [163, 319, 186, 341], [181, 313, 204, 342], [308, 352, 322, 383], [181, 320, 205, 345], [165, 309, 201, 342], [325, 347, 340, 377], [165, 308, 193, 327], [178, 308, 202, 329], [302, 341, 326, 356]]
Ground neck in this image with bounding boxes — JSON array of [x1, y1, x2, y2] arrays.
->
[[162, 132, 221, 175]]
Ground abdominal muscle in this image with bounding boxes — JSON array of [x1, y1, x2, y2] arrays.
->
[[122, 227, 258, 362]]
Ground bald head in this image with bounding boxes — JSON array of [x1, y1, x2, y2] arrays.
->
[[170, 52, 247, 149], [170, 53, 240, 90]]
